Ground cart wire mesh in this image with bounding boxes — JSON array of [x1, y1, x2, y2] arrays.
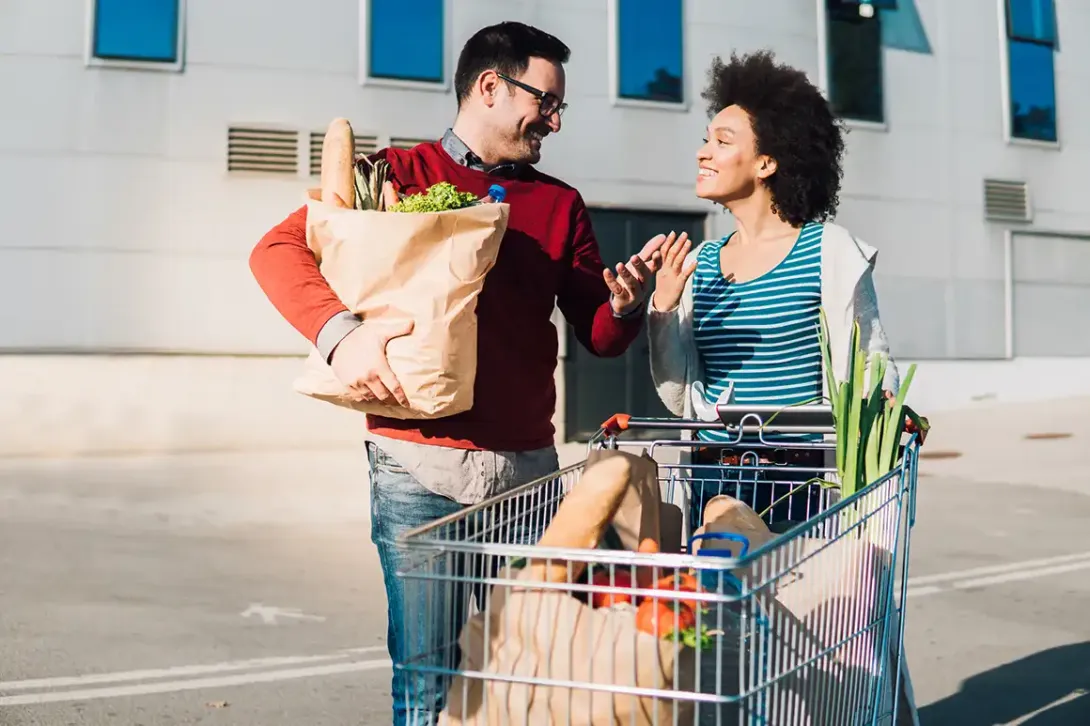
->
[[394, 408, 920, 725]]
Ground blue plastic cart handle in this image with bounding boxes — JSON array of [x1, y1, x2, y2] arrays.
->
[[688, 531, 751, 558]]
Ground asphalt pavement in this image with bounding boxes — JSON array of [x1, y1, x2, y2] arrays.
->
[[1, 398, 1088, 725]]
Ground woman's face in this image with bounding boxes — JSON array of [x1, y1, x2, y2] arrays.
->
[[695, 104, 775, 204]]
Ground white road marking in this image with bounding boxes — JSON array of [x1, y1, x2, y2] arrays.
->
[[906, 550, 1090, 599], [4, 551, 1089, 706], [240, 603, 326, 624], [0, 659, 391, 706], [0, 647, 387, 692], [1005, 689, 1087, 724]]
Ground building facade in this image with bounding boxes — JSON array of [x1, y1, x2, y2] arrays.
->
[[1, 0, 1086, 454]]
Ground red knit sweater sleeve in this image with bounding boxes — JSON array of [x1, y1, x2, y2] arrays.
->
[[248, 204, 348, 345], [557, 195, 645, 358]]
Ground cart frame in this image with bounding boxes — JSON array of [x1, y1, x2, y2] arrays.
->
[[394, 405, 921, 725]]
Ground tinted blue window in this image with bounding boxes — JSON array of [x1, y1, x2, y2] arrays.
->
[[370, 0, 443, 83], [826, 1, 885, 122], [93, 0, 179, 63], [1008, 0, 1055, 43], [617, 0, 684, 103], [1008, 39, 1057, 142]]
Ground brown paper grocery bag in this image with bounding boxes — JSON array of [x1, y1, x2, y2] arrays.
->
[[292, 194, 509, 419], [690, 496, 911, 724], [586, 447, 670, 553], [439, 582, 703, 726]]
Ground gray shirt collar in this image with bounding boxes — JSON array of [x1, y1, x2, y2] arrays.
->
[[441, 129, 522, 178]]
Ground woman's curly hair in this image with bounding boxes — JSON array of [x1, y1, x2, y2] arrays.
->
[[701, 50, 845, 226]]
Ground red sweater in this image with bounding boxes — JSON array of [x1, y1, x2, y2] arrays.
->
[[249, 141, 644, 451]]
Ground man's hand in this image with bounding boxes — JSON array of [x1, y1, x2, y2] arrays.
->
[[330, 319, 414, 406], [603, 232, 669, 316]]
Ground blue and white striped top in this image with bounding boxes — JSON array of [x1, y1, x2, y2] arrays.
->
[[691, 223, 824, 443]]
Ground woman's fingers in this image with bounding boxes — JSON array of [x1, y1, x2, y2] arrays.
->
[[670, 236, 692, 272], [662, 231, 682, 267]]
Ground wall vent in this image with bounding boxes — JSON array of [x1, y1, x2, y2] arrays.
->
[[308, 131, 380, 176], [226, 126, 300, 174], [389, 136, 434, 150], [984, 179, 1031, 222]]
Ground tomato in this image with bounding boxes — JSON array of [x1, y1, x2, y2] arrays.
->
[[589, 568, 635, 608], [635, 598, 696, 638], [652, 573, 703, 612]]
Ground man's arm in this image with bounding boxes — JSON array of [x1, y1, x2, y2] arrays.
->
[[248, 205, 362, 362], [556, 197, 645, 358]]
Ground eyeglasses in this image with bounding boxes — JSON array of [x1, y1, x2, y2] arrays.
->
[[496, 73, 568, 118]]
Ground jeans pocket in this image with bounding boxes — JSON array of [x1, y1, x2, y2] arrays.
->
[[366, 442, 410, 476]]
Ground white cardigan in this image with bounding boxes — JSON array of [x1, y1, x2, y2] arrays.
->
[[647, 222, 899, 419]]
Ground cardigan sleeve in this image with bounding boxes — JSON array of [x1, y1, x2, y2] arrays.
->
[[853, 263, 901, 394], [647, 249, 701, 417]]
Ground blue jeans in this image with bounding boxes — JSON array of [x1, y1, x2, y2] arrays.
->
[[366, 441, 555, 726]]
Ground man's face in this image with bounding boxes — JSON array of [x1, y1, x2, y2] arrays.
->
[[490, 57, 566, 165]]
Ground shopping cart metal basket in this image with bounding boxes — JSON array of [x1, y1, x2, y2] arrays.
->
[[395, 405, 921, 725]]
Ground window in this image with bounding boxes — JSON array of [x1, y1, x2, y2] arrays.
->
[[824, 0, 896, 124], [365, 0, 444, 84], [90, 0, 182, 65], [1005, 0, 1057, 143], [614, 0, 684, 105]]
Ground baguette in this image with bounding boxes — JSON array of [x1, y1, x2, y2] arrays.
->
[[521, 456, 635, 585], [320, 117, 356, 208]]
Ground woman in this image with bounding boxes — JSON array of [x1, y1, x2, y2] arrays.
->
[[648, 50, 900, 532]]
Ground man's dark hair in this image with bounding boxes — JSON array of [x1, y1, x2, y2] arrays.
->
[[454, 22, 571, 106], [701, 50, 845, 225]]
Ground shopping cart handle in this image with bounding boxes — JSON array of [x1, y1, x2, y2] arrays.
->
[[689, 532, 750, 558], [600, 413, 631, 434]]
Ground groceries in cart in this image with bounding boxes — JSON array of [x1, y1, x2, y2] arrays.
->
[[402, 315, 928, 724], [439, 452, 745, 725], [428, 442, 918, 725], [291, 118, 511, 420]]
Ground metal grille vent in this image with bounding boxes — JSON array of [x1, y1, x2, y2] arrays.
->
[[308, 131, 380, 176], [984, 179, 1031, 222], [226, 127, 300, 174], [389, 136, 434, 150]]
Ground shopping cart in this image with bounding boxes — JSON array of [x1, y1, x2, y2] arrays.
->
[[394, 405, 921, 726]]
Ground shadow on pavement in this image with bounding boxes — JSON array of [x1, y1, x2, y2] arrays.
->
[[919, 642, 1090, 725]]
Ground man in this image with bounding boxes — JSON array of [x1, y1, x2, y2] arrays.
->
[[249, 21, 666, 724]]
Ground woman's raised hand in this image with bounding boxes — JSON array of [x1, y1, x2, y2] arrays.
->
[[651, 232, 696, 313]]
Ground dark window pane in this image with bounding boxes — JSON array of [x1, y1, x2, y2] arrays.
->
[[370, 0, 443, 83], [1007, 0, 1055, 44], [93, 0, 179, 63], [827, 9, 884, 122], [826, 0, 898, 15], [1008, 39, 1057, 142], [617, 0, 683, 103]]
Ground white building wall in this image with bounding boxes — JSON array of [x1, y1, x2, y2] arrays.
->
[[0, 0, 1087, 455]]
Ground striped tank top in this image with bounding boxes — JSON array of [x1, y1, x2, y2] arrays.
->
[[691, 223, 824, 443]]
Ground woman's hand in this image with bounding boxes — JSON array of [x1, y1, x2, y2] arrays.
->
[[884, 390, 930, 445], [650, 232, 696, 313]]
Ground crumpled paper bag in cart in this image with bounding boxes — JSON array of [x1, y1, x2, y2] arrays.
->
[[692, 495, 915, 724], [586, 447, 684, 554], [756, 536, 917, 725], [438, 582, 700, 725], [292, 192, 509, 419]]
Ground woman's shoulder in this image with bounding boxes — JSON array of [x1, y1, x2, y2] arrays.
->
[[815, 221, 879, 265], [684, 237, 722, 265]]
